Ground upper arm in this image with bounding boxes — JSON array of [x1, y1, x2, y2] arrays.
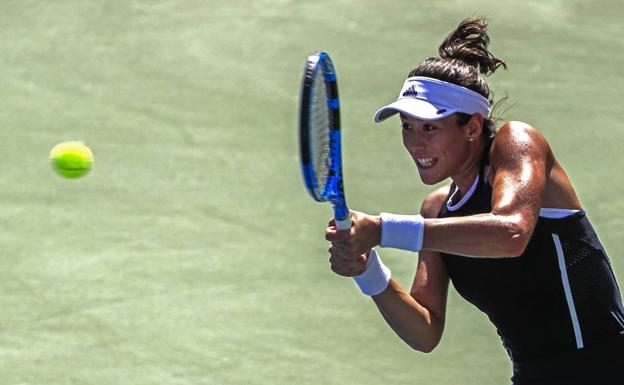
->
[[489, 122, 554, 241], [409, 186, 451, 338]]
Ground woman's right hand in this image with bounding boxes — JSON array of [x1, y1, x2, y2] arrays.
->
[[328, 245, 369, 277]]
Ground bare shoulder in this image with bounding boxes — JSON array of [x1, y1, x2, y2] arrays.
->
[[420, 184, 452, 219], [490, 121, 554, 167], [493, 121, 552, 149]]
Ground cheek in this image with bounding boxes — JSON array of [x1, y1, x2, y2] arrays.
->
[[402, 130, 420, 149], [439, 144, 468, 170], [401, 132, 410, 149]]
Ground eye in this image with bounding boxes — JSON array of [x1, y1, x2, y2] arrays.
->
[[401, 123, 412, 132], [422, 123, 437, 132]]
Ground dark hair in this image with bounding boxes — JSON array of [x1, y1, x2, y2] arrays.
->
[[409, 17, 507, 140]]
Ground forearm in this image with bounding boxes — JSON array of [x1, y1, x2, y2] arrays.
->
[[379, 211, 531, 258], [423, 212, 529, 257], [372, 279, 441, 352]]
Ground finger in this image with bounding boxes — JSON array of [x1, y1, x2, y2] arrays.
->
[[330, 262, 361, 277], [330, 262, 366, 277], [330, 263, 350, 277], [328, 246, 351, 261], [325, 218, 337, 240], [332, 246, 364, 261], [326, 230, 350, 242], [329, 251, 362, 266], [329, 240, 348, 252], [325, 226, 351, 241], [329, 253, 366, 271]]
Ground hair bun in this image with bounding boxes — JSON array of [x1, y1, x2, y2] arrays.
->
[[439, 18, 506, 75]]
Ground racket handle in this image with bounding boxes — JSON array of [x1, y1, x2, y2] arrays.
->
[[334, 214, 352, 231]]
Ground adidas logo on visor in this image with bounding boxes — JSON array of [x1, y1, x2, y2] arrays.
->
[[402, 85, 418, 97]]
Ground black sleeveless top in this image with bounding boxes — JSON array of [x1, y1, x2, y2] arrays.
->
[[437, 158, 624, 383]]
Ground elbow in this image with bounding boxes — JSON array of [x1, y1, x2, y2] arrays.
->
[[499, 215, 532, 257], [406, 340, 437, 353], [506, 235, 529, 257], [402, 335, 440, 353], [415, 344, 436, 354]]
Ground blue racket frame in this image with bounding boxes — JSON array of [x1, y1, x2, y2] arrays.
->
[[299, 51, 350, 228]]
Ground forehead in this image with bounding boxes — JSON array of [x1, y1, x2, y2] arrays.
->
[[400, 113, 456, 125]]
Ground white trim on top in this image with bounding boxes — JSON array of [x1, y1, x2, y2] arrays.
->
[[443, 175, 580, 218], [446, 175, 480, 212], [540, 208, 580, 219], [552, 233, 584, 349]]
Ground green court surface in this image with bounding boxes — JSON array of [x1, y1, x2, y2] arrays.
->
[[1, 1, 623, 384]]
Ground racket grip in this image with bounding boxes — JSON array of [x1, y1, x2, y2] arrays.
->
[[334, 214, 352, 231]]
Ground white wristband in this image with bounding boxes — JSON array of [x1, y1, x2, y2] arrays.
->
[[379, 212, 425, 252], [353, 249, 391, 296]]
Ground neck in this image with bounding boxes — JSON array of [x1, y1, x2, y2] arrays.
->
[[451, 140, 487, 194]]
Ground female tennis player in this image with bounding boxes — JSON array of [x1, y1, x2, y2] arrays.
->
[[325, 18, 624, 385]]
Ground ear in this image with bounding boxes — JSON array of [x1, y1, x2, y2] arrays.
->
[[465, 114, 484, 141]]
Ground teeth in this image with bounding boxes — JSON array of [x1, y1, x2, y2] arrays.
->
[[417, 157, 436, 167]]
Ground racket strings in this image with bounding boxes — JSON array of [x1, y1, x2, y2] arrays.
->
[[310, 69, 332, 195]]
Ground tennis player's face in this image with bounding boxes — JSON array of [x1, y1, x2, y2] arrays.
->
[[400, 114, 472, 185]]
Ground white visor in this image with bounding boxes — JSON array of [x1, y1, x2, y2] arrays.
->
[[373, 77, 490, 122]]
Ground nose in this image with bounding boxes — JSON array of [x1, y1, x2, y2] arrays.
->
[[403, 129, 425, 152]]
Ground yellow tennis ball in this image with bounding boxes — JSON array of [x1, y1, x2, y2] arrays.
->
[[49, 141, 94, 179]]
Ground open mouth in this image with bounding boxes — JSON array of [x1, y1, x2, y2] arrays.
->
[[416, 157, 438, 168]]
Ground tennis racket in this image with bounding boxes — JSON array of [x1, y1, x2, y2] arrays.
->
[[298, 51, 351, 231]]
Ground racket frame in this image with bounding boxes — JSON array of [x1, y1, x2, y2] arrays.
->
[[299, 51, 351, 230]]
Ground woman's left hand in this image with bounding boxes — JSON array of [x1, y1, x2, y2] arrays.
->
[[325, 210, 381, 260]]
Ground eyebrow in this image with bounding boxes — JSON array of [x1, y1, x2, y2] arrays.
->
[[399, 114, 424, 123]]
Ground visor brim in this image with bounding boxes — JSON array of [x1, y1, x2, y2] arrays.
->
[[373, 98, 457, 122]]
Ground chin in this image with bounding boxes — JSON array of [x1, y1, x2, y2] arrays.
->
[[420, 178, 443, 186], [413, 159, 446, 185], [417, 170, 445, 185]]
